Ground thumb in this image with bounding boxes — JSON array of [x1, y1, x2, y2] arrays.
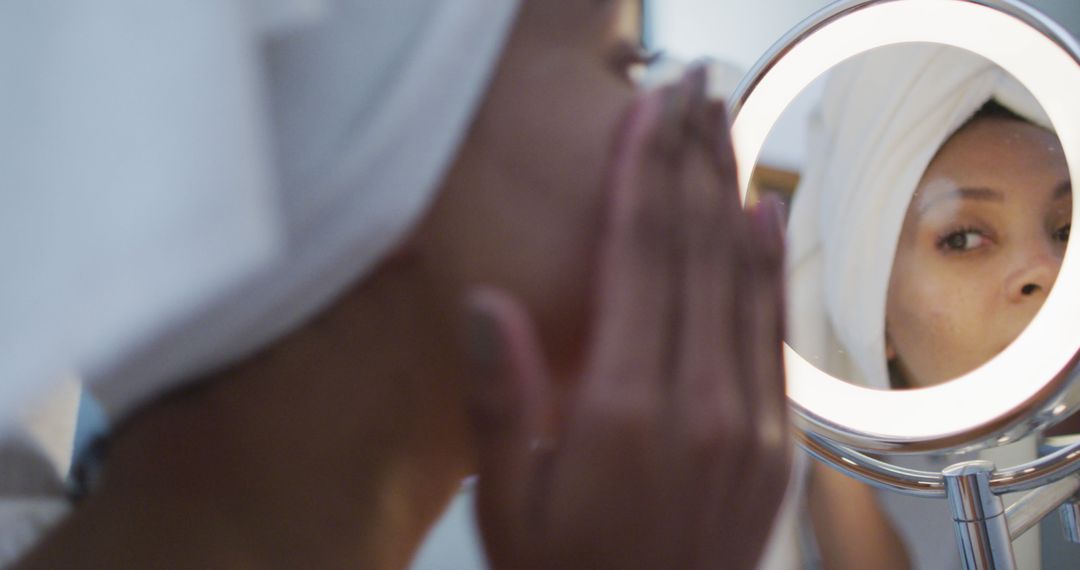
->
[[465, 287, 551, 550]]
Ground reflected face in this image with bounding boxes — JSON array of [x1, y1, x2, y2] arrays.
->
[[885, 116, 1071, 388]]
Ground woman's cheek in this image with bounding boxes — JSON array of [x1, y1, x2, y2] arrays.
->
[[513, 141, 613, 377], [888, 271, 970, 379]]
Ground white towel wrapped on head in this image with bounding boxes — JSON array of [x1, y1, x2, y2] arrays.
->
[[0, 0, 521, 423], [0, 1, 521, 564]]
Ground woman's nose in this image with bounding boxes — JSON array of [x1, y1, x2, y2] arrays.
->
[[1004, 248, 1062, 303]]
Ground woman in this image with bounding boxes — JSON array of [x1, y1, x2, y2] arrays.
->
[[2, 1, 791, 568], [884, 100, 1068, 390], [788, 44, 1068, 569]]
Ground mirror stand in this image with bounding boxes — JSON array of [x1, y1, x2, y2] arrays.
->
[[944, 461, 1016, 570], [803, 433, 1080, 570]]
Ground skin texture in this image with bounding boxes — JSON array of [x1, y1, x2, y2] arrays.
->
[[468, 71, 790, 570], [417, 0, 642, 383], [812, 115, 1070, 570], [17, 1, 791, 569], [886, 116, 1070, 388]]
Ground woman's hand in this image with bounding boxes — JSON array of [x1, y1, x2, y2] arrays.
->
[[465, 67, 790, 570]]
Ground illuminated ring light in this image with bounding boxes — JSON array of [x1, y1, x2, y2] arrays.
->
[[730, 0, 1080, 454]]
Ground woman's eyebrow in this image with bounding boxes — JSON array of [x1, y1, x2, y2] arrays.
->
[[918, 187, 1004, 215]]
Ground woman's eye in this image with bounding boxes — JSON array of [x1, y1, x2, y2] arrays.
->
[[609, 43, 660, 85], [1055, 223, 1071, 243], [938, 229, 987, 252]]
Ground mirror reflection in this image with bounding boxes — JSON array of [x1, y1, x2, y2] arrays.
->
[[747, 42, 1075, 570], [885, 105, 1069, 388], [752, 43, 1072, 391]]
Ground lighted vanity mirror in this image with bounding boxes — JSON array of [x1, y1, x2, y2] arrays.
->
[[755, 43, 1071, 396], [731, 0, 1080, 455]]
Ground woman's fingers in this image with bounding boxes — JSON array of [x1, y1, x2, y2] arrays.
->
[[583, 78, 693, 403], [665, 90, 790, 568], [673, 92, 749, 436], [468, 68, 795, 570], [747, 195, 789, 461], [661, 93, 753, 565], [719, 196, 792, 567], [737, 195, 788, 479], [465, 287, 552, 564]]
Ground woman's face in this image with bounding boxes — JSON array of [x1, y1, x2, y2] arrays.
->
[[885, 116, 1071, 388], [426, 0, 644, 375]]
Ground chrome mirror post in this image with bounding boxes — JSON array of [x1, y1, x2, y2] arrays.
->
[[944, 461, 1017, 570]]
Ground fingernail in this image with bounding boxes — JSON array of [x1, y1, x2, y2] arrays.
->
[[685, 64, 710, 137], [467, 300, 502, 384], [710, 99, 731, 139], [659, 68, 702, 156], [658, 86, 686, 156], [753, 194, 787, 256], [464, 297, 507, 429], [698, 101, 737, 198]]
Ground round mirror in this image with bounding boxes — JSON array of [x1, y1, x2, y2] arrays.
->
[[731, 0, 1080, 454], [756, 43, 1069, 395]]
